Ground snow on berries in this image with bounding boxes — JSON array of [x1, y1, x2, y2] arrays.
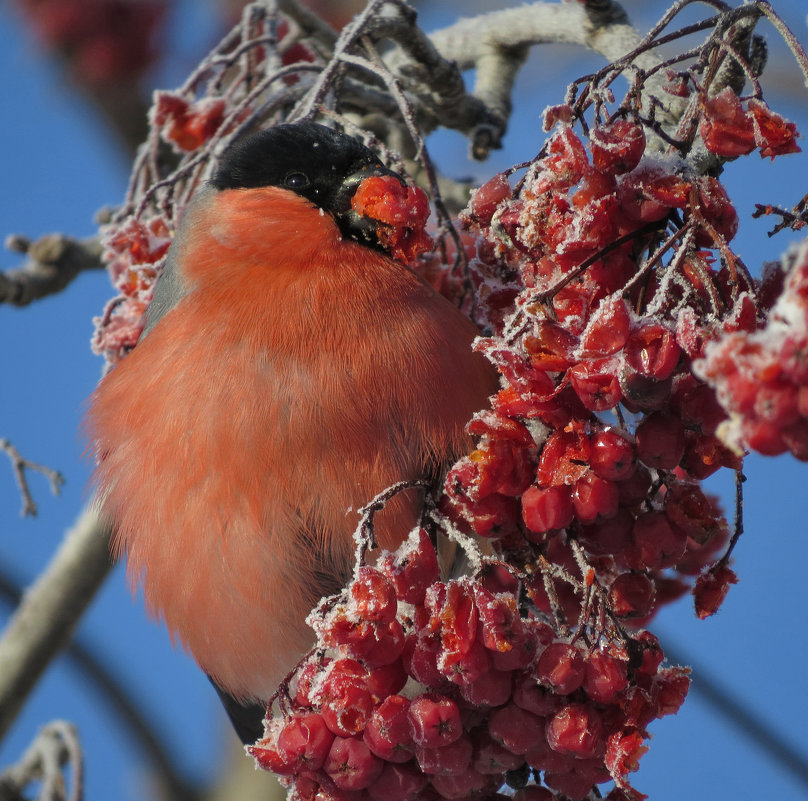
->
[[250, 531, 688, 801]]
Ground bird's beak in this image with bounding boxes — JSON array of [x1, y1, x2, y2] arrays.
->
[[333, 161, 406, 245]]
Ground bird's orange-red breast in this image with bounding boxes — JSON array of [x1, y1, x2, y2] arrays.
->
[[86, 123, 496, 733]]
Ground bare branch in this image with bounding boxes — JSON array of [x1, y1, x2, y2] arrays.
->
[[0, 506, 113, 741], [0, 721, 83, 801], [0, 439, 64, 518], [0, 235, 104, 307]]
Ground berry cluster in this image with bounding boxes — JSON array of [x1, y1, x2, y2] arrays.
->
[[151, 93, 229, 154], [249, 531, 688, 801], [92, 215, 172, 364], [12, 0, 163, 85], [696, 238, 808, 460], [441, 116, 750, 630]]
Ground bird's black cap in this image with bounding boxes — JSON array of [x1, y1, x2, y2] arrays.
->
[[212, 123, 403, 247]]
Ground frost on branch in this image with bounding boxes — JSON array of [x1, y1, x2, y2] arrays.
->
[[89, 1, 808, 799]]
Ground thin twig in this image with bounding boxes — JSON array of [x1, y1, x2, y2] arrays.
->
[[0, 439, 64, 517]]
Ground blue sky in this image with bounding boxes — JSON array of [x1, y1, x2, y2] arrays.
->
[[1, 2, 807, 799]]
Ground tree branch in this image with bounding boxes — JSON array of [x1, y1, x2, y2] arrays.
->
[[0, 720, 83, 801], [0, 235, 104, 307], [0, 505, 113, 741]]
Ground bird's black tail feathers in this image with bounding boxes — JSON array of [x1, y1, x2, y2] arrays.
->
[[209, 677, 267, 745]]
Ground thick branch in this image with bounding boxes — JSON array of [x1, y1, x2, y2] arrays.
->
[[425, 1, 650, 133], [0, 505, 113, 741], [0, 235, 104, 307]]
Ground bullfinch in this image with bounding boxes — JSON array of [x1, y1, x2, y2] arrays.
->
[[86, 122, 497, 743]]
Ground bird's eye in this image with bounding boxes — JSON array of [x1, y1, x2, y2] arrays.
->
[[284, 171, 310, 189]]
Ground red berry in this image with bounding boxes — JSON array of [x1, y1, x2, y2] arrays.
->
[[331, 617, 406, 667], [546, 704, 604, 758], [415, 733, 473, 775], [488, 703, 547, 755], [380, 529, 440, 605], [364, 695, 413, 763], [367, 762, 429, 801], [403, 633, 446, 688], [522, 484, 574, 537], [619, 366, 674, 412], [694, 564, 738, 619], [277, 713, 335, 772], [609, 572, 655, 618], [605, 730, 649, 787], [441, 637, 492, 685], [747, 98, 801, 158], [635, 411, 686, 469], [248, 725, 296, 775], [524, 735, 576, 774], [590, 119, 646, 175], [472, 729, 525, 774], [569, 358, 623, 411], [365, 659, 408, 700], [583, 651, 628, 703], [407, 694, 463, 748], [654, 667, 691, 716], [617, 465, 653, 508], [578, 508, 633, 556], [572, 472, 620, 523], [626, 322, 680, 380], [324, 736, 384, 791], [536, 642, 585, 694], [461, 668, 514, 707], [350, 566, 398, 622], [469, 173, 512, 226], [578, 296, 631, 357], [699, 87, 755, 158], [537, 424, 591, 486], [664, 482, 725, 544], [513, 671, 560, 717], [628, 511, 687, 570], [320, 660, 376, 737], [431, 580, 479, 672], [590, 428, 636, 480], [490, 630, 539, 671]]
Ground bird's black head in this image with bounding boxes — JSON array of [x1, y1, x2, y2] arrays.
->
[[212, 122, 402, 246]]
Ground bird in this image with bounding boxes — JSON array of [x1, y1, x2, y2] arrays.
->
[[86, 121, 497, 743]]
